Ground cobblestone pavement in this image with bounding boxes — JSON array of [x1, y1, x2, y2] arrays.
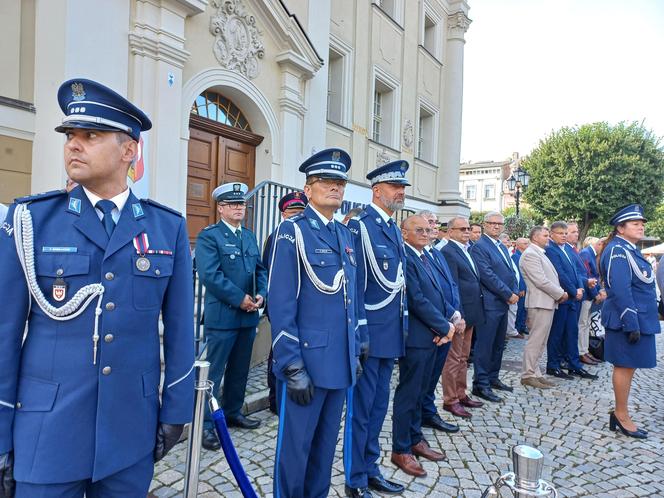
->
[[150, 333, 664, 497]]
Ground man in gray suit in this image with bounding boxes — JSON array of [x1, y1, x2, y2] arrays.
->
[[518, 226, 568, 389]]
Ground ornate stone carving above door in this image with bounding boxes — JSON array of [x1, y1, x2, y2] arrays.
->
[[210, 0, 265, 79]]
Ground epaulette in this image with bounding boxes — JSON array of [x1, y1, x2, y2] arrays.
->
[[358, 210, 369, 220], [141, 198, 183, 217], [15, 189, 66, 204], [290, 212, 306, 223], [203, 224, 217, 231]]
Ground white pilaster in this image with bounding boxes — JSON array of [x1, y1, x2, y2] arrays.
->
[[438, 5, 471, 212]]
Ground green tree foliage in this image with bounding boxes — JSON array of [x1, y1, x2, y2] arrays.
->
[[523, 121, 664, 240], [469, 211, 487, 225], [502, 206, 545, 224], [504, 215, 535, 239], [645, 203, 664, 241]]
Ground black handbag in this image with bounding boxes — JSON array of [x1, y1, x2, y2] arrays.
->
[[588, 307, 605, 361]]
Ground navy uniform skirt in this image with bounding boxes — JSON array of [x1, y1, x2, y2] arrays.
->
[[604, 328, 657, 368]]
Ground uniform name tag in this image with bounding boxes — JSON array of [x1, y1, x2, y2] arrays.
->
[[225, 243, 237, 247], [315, 248, 333, 254], [42, 246, 78, 253]]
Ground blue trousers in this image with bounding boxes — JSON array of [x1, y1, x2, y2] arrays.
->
[[204, 327, 257, 429], [516, 296, 527, 332], [547, 304, 582, 370], [344, 357, 394, 488], [421, 342, 451, 420], [16, 452, 153, 498], [274, 382, 345, 498], [392, 347, 435, 453], [473, 308, 508, 389]]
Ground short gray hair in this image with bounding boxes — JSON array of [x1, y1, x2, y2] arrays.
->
[[483, 211, 503, 222], [498, 232, 510, 243], [417, 210, 436, 220], [529, 225, 549, 240], [447, 216, 469, 229]]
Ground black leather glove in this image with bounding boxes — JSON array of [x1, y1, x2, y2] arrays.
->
[[0, 452, 15, 498], [359, 342, 370, 365], [627, 331, 640, 344], [356, 357, 364, 379], [284, 360, 314, 406], [153, 423, 185, 462]]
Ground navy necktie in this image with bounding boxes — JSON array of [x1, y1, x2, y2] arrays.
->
[[95, 200, 116, 237], [420, 253, 434, 279]]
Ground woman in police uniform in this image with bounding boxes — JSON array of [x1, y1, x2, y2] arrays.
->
[[599, 204, 659, 439]]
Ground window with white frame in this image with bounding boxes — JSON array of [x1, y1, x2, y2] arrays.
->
[[417, 98, 438, 163], [484, 183, 495, 200], [421, 3, 442, 60], [371, 68, 400, 148], [374, 0, 402, 23], [327, 50, 343, 124], [465, 184, 476, 200], [423, 14, 437, 55]]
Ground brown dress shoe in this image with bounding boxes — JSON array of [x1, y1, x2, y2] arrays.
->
[[539, 376, 556, 387], [443, 402, 472, 418], [411, 440, 446, 462], [580, 354, 597, 365], [520, 377, 551, 389], [459, 395, 483, 408], [390, 452, 427, 477]]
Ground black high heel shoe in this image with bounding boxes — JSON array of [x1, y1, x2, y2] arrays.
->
[[609, 412, 648, 439]]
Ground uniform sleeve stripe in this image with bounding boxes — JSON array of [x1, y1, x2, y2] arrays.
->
[[0, 400, 15, 409], [272, 330, 299, 349], [357, 319, 367, 326], [620, 308, 637, 320], [167, 363, 195, 389]]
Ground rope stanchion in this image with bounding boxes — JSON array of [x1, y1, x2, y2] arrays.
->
[[183, 360, 210, 498]]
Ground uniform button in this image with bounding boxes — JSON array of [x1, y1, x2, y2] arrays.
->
[[16, 402, 22, 409], [348, 318, 352, 323], [303, 342, 309, 348], [320, 261, 325, 265], [343, 262, 346, 266], [155, 269, 161, 276], [104, 334, 114, 343], [105, 272, 114, 281], [347, 299, 352, 305], [56, 268, 64, 276], [105, 302, 115, 311], [102, 366, 112, 375]]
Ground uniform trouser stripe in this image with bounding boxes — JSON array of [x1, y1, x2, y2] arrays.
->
[[343, 387, 354, 481], [274, 383, 287, 498]]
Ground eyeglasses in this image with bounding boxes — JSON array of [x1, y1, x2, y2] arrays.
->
[[485, 221, 504, 226], [408, 227, 432, 235], [310, 178, 348, 188], [219, 202, 247, 209], [451, 227, 471, 232]]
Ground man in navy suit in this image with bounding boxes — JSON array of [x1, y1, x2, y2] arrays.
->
[[578, 237, 606, 364], [0, 78, 194, 498], [441, 217, 485, 418], [470, 212, 519, 402], [344, 161, 409, 498], [545, 221, 598, 380], [419, 212, 462, 434], [512, 238, 530, 335], [196, 182, 268, 449], [391, 215, 453, 478]]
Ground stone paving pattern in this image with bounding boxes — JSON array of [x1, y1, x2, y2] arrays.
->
[[150, 334, 664, 497]]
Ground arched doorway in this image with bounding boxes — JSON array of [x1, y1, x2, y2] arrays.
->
[[186, 90, 264, 243]]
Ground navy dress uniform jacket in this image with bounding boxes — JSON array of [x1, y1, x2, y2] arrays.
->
[[470, 234, 518, 309], [268, 206, 360, 389], [195, 222, 267, 330], [600, 237, 659, 334], [0, 186, 194, 484], [441, 242, 485, 327], [347, 205, 407, 358]]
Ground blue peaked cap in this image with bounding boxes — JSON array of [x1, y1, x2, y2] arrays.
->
[[366, 160, 411, 186], [609, 204, 647, 226], [298, 148, 351, 180], [55, 78, 152, 141]]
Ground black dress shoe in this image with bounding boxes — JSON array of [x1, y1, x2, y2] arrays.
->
[[226, 414, 261, 429], [345, 485, 373, 497], [367, 475, 405, 494], [545, 368, 573, 380], [421, 414, 460, 433], [202, 428, 221, 451], [609, 412, 647, 439], [490, 379, 513, 392], [568, 368, 598, 380], [472, 386, 502, 403]]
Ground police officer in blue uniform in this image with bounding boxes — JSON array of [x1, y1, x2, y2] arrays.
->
[[599, 204, 659, 439], [0, 78, 194, 498], [269, 148, 361, 498], [263, 192, 308, 414], [344, 161, 409, 498], [195, 182, 268, 450]]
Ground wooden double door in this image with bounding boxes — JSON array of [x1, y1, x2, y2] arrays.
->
[[186, 115, 263, 244]]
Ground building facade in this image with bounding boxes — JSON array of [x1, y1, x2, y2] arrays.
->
[[459, 152, 525, 213], [1, 0, 471, 233]]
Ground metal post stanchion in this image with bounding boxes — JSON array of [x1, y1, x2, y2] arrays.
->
[[183, 360, 210, 498], [480, 445, 557, 497]]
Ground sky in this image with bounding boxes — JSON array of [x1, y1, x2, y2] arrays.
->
[[460, 0, 664, 163]]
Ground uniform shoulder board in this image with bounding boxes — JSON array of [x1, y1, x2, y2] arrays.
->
[[358, 210, 369, 220], [15, 189, 66, 204], [203, 224, 217, 231], [290, 212, 306, 223], [141, 198, 183, 217]]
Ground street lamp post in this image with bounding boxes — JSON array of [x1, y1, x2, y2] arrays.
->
[[505, 167, 530, 216]]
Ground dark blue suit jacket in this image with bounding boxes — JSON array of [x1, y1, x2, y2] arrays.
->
[[470, 234, 518, 311], [441, 241, 485, 327], [578, 246, 600, 300], [427, 247, 460, 316], [512, 250, 527, 292], [404, 245, 453, 349], [545, 243, 584, 306]]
